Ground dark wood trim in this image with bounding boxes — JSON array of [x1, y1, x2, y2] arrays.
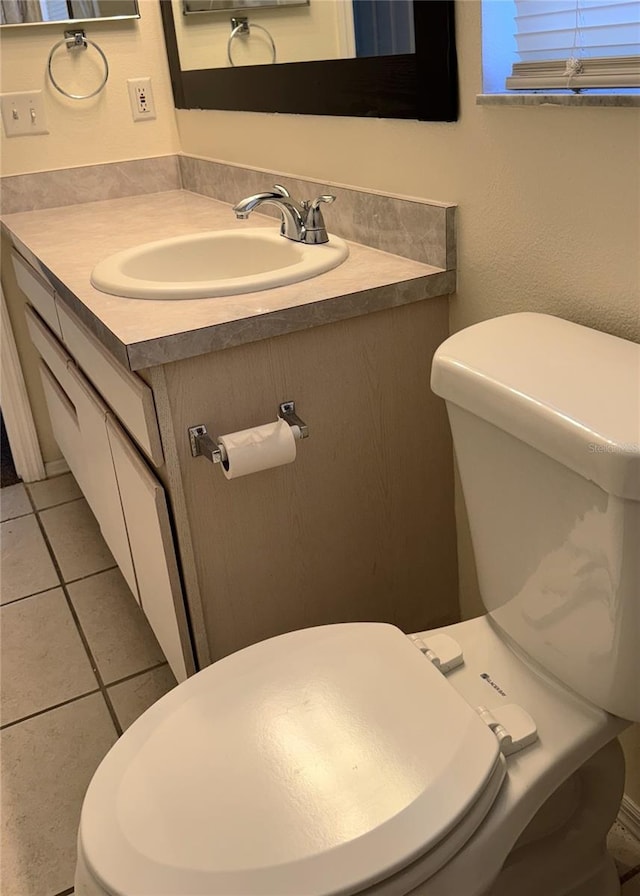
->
[[180, 54, 419, 118], [159, 0, 458, 122], [414, 0, 459, 121], [159, 0, 186, 108]]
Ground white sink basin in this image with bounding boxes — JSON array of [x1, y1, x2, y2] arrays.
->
[[90, 228, 349, 300]]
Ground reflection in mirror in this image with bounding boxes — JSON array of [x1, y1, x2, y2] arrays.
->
[[160, 0, 458, 120], [183, 0, 307, 13], [1, 1, 139, 26], [173, 0, 415, 70]]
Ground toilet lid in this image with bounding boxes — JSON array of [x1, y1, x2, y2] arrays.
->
[[80, 623, 503, 896]]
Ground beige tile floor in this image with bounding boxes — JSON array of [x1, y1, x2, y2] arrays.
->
[[1, 475, 177, 896], [1, 474, 639, 895]]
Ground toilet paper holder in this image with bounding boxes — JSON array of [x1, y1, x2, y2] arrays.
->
[[188, 401, 309, 465]]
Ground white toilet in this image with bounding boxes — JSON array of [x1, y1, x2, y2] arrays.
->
[[75, 312, 639, 896]]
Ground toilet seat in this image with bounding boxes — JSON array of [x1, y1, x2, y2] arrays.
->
[[78, 623, 507, 896]]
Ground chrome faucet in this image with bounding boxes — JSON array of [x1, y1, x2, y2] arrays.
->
[[232, 184, 336, 245]]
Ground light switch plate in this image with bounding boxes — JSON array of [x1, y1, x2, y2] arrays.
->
[[1, 91, 49, 137]]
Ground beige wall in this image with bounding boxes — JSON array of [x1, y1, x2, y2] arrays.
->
[[175, 3, 638, 346], [0, 0, 178, 175], [0, 0, 179, 467], [174, 1, 640, 801], [174, 0, 639, 605], [2, 0, 638, 804]]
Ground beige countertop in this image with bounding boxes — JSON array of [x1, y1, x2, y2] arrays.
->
[[2, 189, 455, 371]]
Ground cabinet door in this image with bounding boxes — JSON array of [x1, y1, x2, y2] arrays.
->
[[28, 306, 138, 602], [38, 361, 86, 490], [106, 415, 192, 682], [65, 365, 139, 603]]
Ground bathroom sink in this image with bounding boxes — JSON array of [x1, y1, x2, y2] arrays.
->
[[90, 228, 349, 300]]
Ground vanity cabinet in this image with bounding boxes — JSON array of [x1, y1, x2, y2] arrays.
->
[[16, 250, 192, 682], [11, 237, 459, 677], [149, 294, 460, 664]]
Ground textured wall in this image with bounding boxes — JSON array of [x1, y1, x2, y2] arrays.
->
[[175, 0, 639, 597], [175, 3, 638, 344], [2, 0, 638, 805], [0, 0, 178, 175], [174, 0, 640, 800], [0, 0, 179, 467]]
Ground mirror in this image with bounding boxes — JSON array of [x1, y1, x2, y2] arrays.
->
[[1, 1, 139, 26], [160, 0, 458, 121], [183, 0, 307, 13], [174, 0, 414, 71]]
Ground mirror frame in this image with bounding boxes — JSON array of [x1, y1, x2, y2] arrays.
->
[[160, 0, 458, 121]]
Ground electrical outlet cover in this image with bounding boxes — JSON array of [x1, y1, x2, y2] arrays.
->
[[127, 78, 156, 122]]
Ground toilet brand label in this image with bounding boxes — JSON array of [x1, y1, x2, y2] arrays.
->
[[480, 672, 507, 697]]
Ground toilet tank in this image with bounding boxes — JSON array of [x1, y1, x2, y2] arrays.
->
[[431, 313, 640, 721]]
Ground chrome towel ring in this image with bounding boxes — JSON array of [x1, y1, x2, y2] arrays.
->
[[227, 17, 276, 67], [47, 30, 109, 100]]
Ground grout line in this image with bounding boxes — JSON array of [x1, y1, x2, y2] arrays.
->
[[0, 509, 33, 523], [0, 513, 115, 606], [29, 496, 83, 512], [24, 483, 39, 515], [0, 689, 101, 731], [105, 661, 170, 690], [21, 479, 90, 508], [30, 511, 124, 738], [1, 503, 58, 606], [1, 582, 64, 607], [23, 477, 83, 515], [62, 596, 124, 737], [33, 490, 117, 586], [63, 564, 118, 588], [621, 864, 640, 884], [36, 494, 86, 514]]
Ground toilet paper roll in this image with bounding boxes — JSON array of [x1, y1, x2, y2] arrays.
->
[[218, 418, 297, 480]]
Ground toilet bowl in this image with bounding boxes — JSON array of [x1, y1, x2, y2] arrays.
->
[[74, 617, 627, 896], [75, 313, 640, 896]]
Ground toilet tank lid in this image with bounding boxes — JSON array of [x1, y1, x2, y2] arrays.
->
[[431, 313, 640, 501]]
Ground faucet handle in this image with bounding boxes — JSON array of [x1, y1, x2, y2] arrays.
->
[[273, 183, 291, 198], [309, 194, 335, 211], [302, 194, 336, 244]]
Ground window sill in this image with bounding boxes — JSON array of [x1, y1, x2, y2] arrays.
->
[[477, 94, 640, 107]]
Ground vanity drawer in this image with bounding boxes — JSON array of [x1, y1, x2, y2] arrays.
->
[[24, 305, 75, 398], [56, 301, 164, 467], [12, 250, 62, 338]]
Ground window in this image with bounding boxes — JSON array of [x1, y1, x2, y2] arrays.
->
[[482, 0, 640, 95]]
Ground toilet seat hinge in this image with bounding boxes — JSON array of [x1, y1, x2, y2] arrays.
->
[[475, 704, 538, 756], [408, 633, 464, 674]]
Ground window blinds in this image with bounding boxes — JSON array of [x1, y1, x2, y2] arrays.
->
[[506, 0, 640, 89]]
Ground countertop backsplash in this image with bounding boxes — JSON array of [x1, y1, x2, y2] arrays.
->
[[1, 153, 456, 271]]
